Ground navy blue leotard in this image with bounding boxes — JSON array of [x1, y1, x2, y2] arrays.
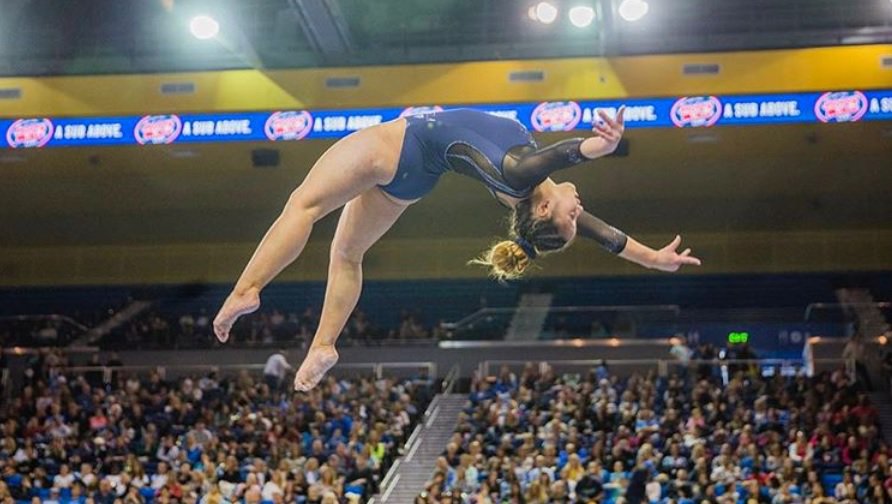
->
[[380, 109, 540, 200], [379, 108, 629, 254]]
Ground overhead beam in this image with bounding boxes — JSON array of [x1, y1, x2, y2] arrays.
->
[[287, 0, 354, 60], [0, 0, 32, 73], [220, 0, 265, 69]]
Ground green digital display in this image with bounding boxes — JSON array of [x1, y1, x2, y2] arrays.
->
[[728, 331, 750, 344]]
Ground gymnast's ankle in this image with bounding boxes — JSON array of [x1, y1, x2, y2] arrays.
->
[[233, 285, 261, 297]]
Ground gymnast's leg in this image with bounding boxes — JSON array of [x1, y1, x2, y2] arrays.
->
[[294, 189, 407, 391], [213, 123, 403, 343]]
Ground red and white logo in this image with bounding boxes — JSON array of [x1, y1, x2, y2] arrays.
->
[[6, 118, 54, 148], [814, 91, 868, 123], [265, 111, 313, 141], [399, 106, 444, 118], [530, 101, 582, 132], [670, 96, 722, 128], [134, 115, 183, 145]]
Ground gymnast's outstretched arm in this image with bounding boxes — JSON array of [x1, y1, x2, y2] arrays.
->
[[506, 106, 701, 272], [577, 210, 702, 272], [503, 106, 627, 190]]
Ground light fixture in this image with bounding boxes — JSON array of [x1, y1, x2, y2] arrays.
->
[[189, 15, 220, 40], [568, 6, 595, 27], [618, 0, 649, 22], [534, 2, 558, 24]]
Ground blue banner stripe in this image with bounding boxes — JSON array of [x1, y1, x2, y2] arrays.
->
[[3, 89, 891, 149]]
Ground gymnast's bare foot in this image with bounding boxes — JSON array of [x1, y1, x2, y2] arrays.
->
[[213, 287, 260, 343], [294, 344, 339, 392]]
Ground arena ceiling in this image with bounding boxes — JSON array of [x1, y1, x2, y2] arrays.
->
[[1, 122, 890, 248], [1, 0, 891, 76]]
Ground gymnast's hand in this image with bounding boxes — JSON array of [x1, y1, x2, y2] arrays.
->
[[650, 235, 702, 272], [581, 105, 626, 159]]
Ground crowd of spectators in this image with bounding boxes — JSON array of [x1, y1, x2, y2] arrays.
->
[[421, 362, 889, 504], [112, 307, 440, 350], [1, 350, 433, 504]]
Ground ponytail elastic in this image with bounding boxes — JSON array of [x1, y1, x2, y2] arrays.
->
[[514, 237, 538, 260]]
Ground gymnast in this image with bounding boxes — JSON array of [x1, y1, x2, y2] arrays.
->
[[213, 106, 701, 391]]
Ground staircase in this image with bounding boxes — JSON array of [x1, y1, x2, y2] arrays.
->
[[70, 300, 153, 346], [870, 392, 892, 442], [835, 288, 892, 391], [505, 293, 553, 341], [836, 288, 891, 341], [375, 394, 466, 503]]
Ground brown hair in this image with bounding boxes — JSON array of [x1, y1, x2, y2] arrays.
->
[[471, 197, 568, 281]]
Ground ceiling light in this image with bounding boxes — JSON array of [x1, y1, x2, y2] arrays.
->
[[190, 15, 220, 40], [534, 2, 558, 24], [568, 6, 595, 27], [618, 0, 649, 22]]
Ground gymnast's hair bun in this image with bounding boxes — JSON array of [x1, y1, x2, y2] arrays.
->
[[470, 239, 533, 282]]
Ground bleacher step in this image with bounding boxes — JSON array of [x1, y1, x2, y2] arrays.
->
[[375, 394, 466, 503], [871, 392, 892, 442]]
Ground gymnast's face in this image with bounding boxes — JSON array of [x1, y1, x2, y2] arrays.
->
[[538, 181, 583, 241]]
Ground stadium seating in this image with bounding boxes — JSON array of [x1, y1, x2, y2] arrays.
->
[[0, 353, 433, 504], [419, 362, 887, 503]]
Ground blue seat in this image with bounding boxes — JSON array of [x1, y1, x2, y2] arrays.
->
[[140, 487, 156, 500], [344, 484, 365, 496], [821, 473, 843, 488]]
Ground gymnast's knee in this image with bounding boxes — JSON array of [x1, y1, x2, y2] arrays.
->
[[330, 245, 364, 266], [284, 191, 325, 223]]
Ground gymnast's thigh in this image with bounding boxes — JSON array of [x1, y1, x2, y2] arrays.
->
[[329, 188, 409, 262]]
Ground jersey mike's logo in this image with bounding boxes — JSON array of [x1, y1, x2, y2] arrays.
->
[[265, 111, 313, 141], [814, 91, 868, 123], [6, 118, 54, 148], [530, 101, 582, 132], [399, 106, 444, 118], [134, 115, 183, 145], [670, 96, 722, 128]]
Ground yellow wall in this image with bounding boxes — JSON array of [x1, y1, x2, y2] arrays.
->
[[2, 229, 891, 286], [0, 45, 890, 116], [2, 45, 891, 286]]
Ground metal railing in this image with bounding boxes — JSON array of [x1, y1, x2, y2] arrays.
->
[[478, 357, 851, 381], [804, 301, 892, 322], [441, 364, 460, 394], [99, 336, 441, 351], [0, 369, 9, 410], [441, 304, 681, 331], [58, 361, 437, 384], [375, 365, 458, 504], [375, 379, 450, 503], [441, 301, 855, 343], [0, 314, 90, 346]]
